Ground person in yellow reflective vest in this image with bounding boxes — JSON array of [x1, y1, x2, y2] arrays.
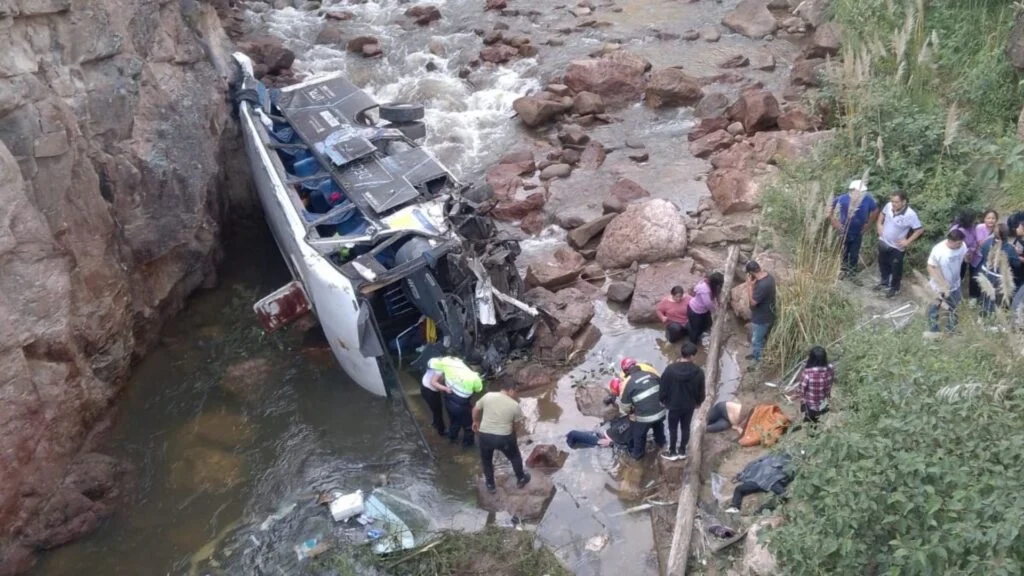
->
[[428, 356, 484, 447]]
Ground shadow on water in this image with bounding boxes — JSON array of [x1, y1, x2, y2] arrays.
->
[[32, 224, 486, 576]]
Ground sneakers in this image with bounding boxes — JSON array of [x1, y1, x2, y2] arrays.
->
[[922, 330, 942, 340], [485, 482, 497, 494], [516, 473, 532, 489], [872, 282, 888, 292], [660, 450, 688, 461], [885, 288, 899, 299], [725, 506, 740, 514]]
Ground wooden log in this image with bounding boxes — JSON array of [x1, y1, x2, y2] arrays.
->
[[666, 246, 739, 575]]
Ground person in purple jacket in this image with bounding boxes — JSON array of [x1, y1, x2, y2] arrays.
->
[[686, 272, 724, 346], [970, 210, 998, 302]]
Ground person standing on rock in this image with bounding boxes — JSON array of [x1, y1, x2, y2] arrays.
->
[[658, 342, 705, 461], [687, 272, 724, 347], [657, 285, 692, 343], [472, 380, 531, 493], [875, 191, 924, 298], [618, 358, 667, 459], [829, 178, 878, 279], [744, 261, 776, 368], [428, 356, 484, 447], [924, 229, 968, 337]]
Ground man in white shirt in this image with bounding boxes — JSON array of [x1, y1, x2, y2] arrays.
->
[[925, 229, 967, 337], [875, 191, 925, 298]]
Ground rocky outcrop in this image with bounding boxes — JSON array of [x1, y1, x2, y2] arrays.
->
[[525, 247, 586, 290], [564, 51, 650, 106], [596, 199, 689, 269], [726, 90, 781, 134], [0, 2, 248, 569], [743, 516, 783, 575], [722, 0, 778, 38]]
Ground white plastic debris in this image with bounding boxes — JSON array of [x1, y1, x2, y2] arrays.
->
[[585, 533, 609, 552], [329, 490, 365, 522]]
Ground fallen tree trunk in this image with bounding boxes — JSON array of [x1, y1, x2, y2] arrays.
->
[[666, 246, 739, 575]]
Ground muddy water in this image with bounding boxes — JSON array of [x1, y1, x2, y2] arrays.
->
[[34, 0, 785, 573]]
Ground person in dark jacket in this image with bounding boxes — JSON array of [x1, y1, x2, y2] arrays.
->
[[658, 342, 706, 461], [726, 452, 793, 513], [619, 358, 667, 459]]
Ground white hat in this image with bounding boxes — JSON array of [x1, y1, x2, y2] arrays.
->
[[848, 179, 866, 193]]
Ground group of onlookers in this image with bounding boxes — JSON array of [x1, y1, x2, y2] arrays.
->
[[829, 177, 1024, 334]]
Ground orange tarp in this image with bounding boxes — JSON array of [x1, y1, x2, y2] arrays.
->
[[738, 404, 791, 447]]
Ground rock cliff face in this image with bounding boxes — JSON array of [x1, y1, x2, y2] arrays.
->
[[0, 0, 249, 571]]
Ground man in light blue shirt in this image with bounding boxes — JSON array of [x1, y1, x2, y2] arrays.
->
[[874, 191, 924, 298], [829, 179, 879, 278]]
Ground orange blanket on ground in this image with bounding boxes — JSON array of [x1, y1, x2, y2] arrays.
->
[[738, 404, 791, 447]]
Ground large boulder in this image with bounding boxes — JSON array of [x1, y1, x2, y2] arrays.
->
[[513, 95, 568, 127], [791, 58, 826, 87], [690, 130, 735, 159], [596, 200, 689, 269], [731, 283, 752, 321], [694, 92, 731, 119], [689, 117, 732, 141], [523, 287, 595, 339], [707, 168, 774, 214], [806, 22, 842, 58], [405, 4, 442, 25], [627, 259, 703, 323], [572, 91, 606, 115], [726, 89, 780, 134], [690, 220, 754, 246], [564, 51, 651, 106], [480, 43, 521, 64], [722, 0, 778, 38], [525, 444, 568, 471], [574, 385, 620, 420], [645, 68, 704, 108], [515, 362, 556, 392], [525, 247, 587, 290], [477, 471, 556, 520]]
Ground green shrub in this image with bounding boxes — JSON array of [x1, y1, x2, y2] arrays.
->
[[769, 323, 1024, 575]]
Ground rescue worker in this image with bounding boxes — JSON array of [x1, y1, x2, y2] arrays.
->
[[422, 366, 449, 436], [428, 356, 484, 447], [618, 358, 667, 459]]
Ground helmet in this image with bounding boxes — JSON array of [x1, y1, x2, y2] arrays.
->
[[620, 358, 637, 372], [609, 377, 622, 396]]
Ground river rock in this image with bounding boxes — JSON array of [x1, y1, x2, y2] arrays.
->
[[520, 211, 549, 235], [574, 385, 619, 420], [486, 165, 524, 199], [524, 287, 595, 338], [0, 1, 252, 565], [730, 283, 752, 321], [682, 29, 700, 41], [484, 30, 503, 45], [690, 130, 735, 158], [750, 52, 776, 71], [719, 54, 750, 69], [778, 108, 814, 131], [326, 9, 355, 20], [645, 68, 704, 108], [791, 57, 826, 87], [726, 89, 780, 134], [722, 0, 778, 38], [405, 4, 442, 25], [539, 163, 573, 180], [743, 516, 784, 575], [596, 199, 689, 269], [807, 22, 842, 58], [491, 192, 546, 221], [480, 43, 521, 64], [513, 95, 567, 127], [219, 357, 273, 401], [606, 280, 635, 303], [515, 363, 556, 392], [477, 471, 556, 520], [628, 150, 650, 163], [572, 323, 603, 357], [564, 51, 651, 105], [609, 178, 650, 203], [688, 246, 729, 273], [793, 0, 831, 27], [561, 148, 581, 165], [572, 91, 606, 115], [707, 168, 771, 214], [348, 35, 383, 57], [498, 150, 536, 174], [526, 444, 568, 471], [241, 35, 296, 75], [486, 0, 507, 10], [701, 26, 721, 42], [171, 446, 246, 491], [525, 247, 586, 290], [690, 220, 754, 245], [558, 124, 590, 146], [603, 197, 625, 214], [316, 24, 344, 45], [627, 258, 702, 323], [568, 214, 616, 249], [690, 117, 732, 141]]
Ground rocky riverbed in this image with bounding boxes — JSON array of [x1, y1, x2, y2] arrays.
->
[[2, 0, 838, 573]]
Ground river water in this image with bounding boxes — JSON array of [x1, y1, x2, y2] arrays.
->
[[32, 0, 783, 574]]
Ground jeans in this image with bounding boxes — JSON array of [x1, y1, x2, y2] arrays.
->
[[444, 395, 474, 446], [877, 243, 907, 290], [478, 432, 525, 487], [841, 233, 863, 273], [420, 387, 446, 435], [687, 308, 713, 345], [981, 272, 1002, 316], [707, 402, 732, 433], [667, 409, 693, 454], [751, 322, 772, 362], [630, 417, 666, 459], [665, 321, 688, 343], [731, 479, 789, 509], [928, 289, 962, 332], [566, 430, 601, 448], [967, 263, 982, 300]]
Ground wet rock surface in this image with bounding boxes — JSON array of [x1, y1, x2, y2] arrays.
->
[[476, 471, 556, 520], [597, 199, 689, 269], [628, 258, 702, 323]]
